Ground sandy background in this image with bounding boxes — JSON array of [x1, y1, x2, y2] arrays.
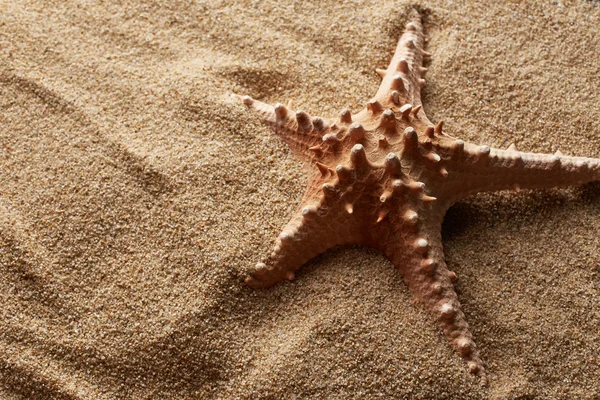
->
[[1, 0, 599, 399]]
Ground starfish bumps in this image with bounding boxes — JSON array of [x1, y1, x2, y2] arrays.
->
[[234, 12, 600, 384]]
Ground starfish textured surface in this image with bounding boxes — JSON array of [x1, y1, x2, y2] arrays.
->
[[235, 11, 600, 385]]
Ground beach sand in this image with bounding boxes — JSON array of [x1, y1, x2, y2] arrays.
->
[[1, 1, 599, 398]]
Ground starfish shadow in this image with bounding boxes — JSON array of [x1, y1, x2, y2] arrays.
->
[[443, 183, 600, 241]]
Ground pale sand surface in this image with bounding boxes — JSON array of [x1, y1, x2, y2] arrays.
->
[[1, 1, 599, 399]]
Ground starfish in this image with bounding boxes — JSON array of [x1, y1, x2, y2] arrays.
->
[[233, 11, 600, 384]]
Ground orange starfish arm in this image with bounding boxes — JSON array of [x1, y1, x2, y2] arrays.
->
[[233, 94, 333, 160], [372, 209, 487, 384], [245, 182, 364, 289], [372, 10, 431, 124], [439, 142, 600, 203]]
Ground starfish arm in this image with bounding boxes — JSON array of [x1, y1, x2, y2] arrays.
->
[[245, 189, 363, 289], [233, 94, 333, 160], [374, 210, 487, 384], [440, 142, 600, 203], [372, 11, 431, 124]]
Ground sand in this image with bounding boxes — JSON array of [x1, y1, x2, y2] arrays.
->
[[1, 0, 599, 399]]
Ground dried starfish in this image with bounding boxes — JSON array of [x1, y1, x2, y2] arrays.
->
[[233, 11, 600, 384]]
